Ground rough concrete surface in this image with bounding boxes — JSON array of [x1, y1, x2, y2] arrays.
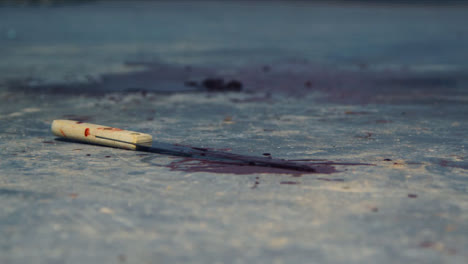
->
[[0, 1, 467, 264]]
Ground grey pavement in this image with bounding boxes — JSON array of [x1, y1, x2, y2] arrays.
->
[[0, 1, 467, 264]]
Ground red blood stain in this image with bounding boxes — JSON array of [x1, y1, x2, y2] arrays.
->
[[84, 128, 90, 137], [76, 121, 84, 124], [59, 129, 66, 137]]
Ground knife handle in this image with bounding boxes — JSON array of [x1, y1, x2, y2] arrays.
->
[[51, 120, 153, 150]]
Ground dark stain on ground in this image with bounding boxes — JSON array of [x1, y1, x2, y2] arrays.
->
[[408, 193, 418, 198], [0, 188, 53, 199], [8, 60, 466, 104], [186, 78, 243, 92], [438, 159, 468, 170], [117, 254, 127, 263], [164, 156, 372, 176], [375, 76, 457, 88], [419, 241, 435, 248], [356, 132, 373, 139], [375, 119, 393, 124], [280, 181, 300, 185], [42, 141, 55, 144], [316, 177, 345, 182], [166, 157, 337, 176], [304, 80, 314, 88], [200, 78, 243, 92], [345, 111, 370, 115], [419, 241, 457, 255], [251, 176, 260, 189]]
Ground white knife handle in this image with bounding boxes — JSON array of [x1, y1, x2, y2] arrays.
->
[[51, 120, 153, 150]]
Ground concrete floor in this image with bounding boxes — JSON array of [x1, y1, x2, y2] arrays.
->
[[1, 1, 467, 264]]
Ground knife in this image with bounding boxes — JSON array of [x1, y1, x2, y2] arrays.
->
[[51, 120, 316, 172]]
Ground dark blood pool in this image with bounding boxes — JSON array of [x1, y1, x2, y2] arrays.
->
[[166, 158, 337, 176]]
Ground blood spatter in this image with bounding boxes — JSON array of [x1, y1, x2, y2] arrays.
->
[[316, 178, 344, 182], [84, 128, 90, 137], [356, 132, 373, 139], [375, 119, 393, 124], [345, 111, 370, 115], [251, 176, 260, 189], [280, 181, 300, 185], [202, 78, 224, 91], [202, 78, 243, 92], [419, 241, 435, 248]]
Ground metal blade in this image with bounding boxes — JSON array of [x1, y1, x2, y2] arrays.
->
[[137, 141, 316, 172]]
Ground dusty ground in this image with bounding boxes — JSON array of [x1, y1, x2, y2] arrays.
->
[[0, 1, 467, 264]]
